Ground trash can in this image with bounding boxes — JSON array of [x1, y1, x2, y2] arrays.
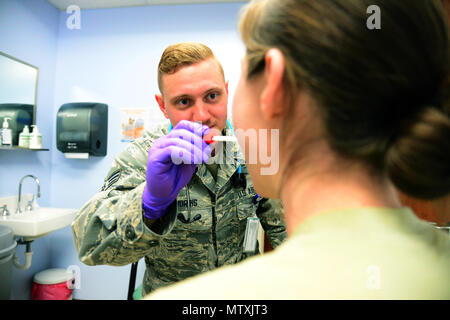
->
[[0, 225, 17, 300], [31, 268, 74, 300]]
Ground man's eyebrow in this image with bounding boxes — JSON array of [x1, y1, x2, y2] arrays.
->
[[170, 94, 192, 104], [170, 87, 224, 104], [203, 87, 223, 95]]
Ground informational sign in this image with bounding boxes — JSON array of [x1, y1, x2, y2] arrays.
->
[[120, 108, 149, 142]]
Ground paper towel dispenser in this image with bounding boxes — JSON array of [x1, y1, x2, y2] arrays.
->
[[56, 103, 108, 157]]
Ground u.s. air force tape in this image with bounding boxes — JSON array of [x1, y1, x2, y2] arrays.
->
[[101, 169, 121, 191]]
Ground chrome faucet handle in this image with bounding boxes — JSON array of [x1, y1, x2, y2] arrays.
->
[[1, 205, 10, 217], [25, 194, 35, 212]]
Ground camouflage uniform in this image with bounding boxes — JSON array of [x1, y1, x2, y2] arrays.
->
[[72, 122, 286, 296]]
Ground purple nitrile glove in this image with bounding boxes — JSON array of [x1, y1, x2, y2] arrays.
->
[[142, 120, 211, 220]]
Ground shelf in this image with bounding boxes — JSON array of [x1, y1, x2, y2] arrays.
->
[[0, 146, 49, 151]]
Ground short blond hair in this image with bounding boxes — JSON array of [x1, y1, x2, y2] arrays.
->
[[157, 42, 225, 93]]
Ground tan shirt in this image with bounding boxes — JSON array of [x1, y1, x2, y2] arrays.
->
[[146, 207, 450, 299]]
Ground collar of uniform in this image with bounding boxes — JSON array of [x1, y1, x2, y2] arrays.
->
[[162, 120, 243, 193], [291, 206, 417, 238], [195, 121, 241, 194], [214, 122, 241, 193], [195, 164, 216, 194]]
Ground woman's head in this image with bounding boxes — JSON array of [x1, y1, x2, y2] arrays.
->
[[233, 0, 450, 199]]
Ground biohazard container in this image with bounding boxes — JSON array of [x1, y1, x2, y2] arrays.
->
[[31, 268, 74, 300]]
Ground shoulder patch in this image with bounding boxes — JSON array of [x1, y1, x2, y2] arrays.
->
[[101, 169, 121, 191]]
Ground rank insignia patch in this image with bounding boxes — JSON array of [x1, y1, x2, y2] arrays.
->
[[101, 169, 121, 191]]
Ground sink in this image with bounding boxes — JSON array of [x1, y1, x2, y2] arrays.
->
[[0, 207, 78, 240]]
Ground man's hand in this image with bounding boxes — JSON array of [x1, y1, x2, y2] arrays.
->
[[142, 120, 211, 220]]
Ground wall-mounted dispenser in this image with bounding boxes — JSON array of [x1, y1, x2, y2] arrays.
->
[[56, 103, 108, 159]]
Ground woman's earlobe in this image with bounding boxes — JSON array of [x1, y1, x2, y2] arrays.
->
[[260, 48, 286, 120]]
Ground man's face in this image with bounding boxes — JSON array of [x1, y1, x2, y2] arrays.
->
[[156, 58, 228, 132]]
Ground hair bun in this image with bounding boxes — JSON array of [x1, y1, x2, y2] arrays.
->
[[386, 106, 450, 199]]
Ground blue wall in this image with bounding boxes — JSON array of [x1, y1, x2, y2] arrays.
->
[[1, 0, 246, 299], [0, 0, 59, 300]]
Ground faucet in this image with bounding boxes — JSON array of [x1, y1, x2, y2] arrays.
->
[[0, 205, 10, 217], [16, 175, 40, 214]]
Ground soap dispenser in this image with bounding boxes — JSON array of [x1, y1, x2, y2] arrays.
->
[[18, 125, 31, 148], [29, 125, 42, 149], [1, 117, 12, 146]]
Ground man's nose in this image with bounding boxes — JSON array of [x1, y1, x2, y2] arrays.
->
[[192, 102, 211, 125]]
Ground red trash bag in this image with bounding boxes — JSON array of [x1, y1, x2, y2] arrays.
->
[[31, 268, 74, 300]]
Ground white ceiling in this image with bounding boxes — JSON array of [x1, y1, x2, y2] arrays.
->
[[47, 0, 247, 10]]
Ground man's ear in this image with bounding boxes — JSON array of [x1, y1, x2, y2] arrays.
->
[[260, 48, 286, 120], [225, 81, 229, 96], [155, 94, 169, 119]]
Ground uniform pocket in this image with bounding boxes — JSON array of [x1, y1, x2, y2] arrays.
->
[[236, 198, 257, 221], [176, 207, 213, 232]]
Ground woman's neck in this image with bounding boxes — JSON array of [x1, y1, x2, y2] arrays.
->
[[280, 158, 402, 236]]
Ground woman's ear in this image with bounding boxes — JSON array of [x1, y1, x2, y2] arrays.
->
[[260, 48, 286, 120]]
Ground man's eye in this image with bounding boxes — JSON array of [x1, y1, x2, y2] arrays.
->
[[178, 98, 190, 106], [206, 92, 219, 101]]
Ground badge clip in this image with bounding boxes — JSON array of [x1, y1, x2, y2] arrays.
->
[[243, 217, 260, 253]]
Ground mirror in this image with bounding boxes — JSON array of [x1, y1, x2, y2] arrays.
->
[[0, 51, 38, 125]]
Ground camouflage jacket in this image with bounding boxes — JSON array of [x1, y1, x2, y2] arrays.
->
[[72, 122, 286, 295]]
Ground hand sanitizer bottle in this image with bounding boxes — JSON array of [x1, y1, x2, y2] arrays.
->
[[29, 125, 42, 149], [18, 125, 31, 148], [1, 117, 12, 146]]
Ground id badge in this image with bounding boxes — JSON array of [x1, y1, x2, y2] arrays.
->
[[243, 217, 260, 253]]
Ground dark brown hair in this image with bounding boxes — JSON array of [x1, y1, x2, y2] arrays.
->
[[239, 0, 450, 199]]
